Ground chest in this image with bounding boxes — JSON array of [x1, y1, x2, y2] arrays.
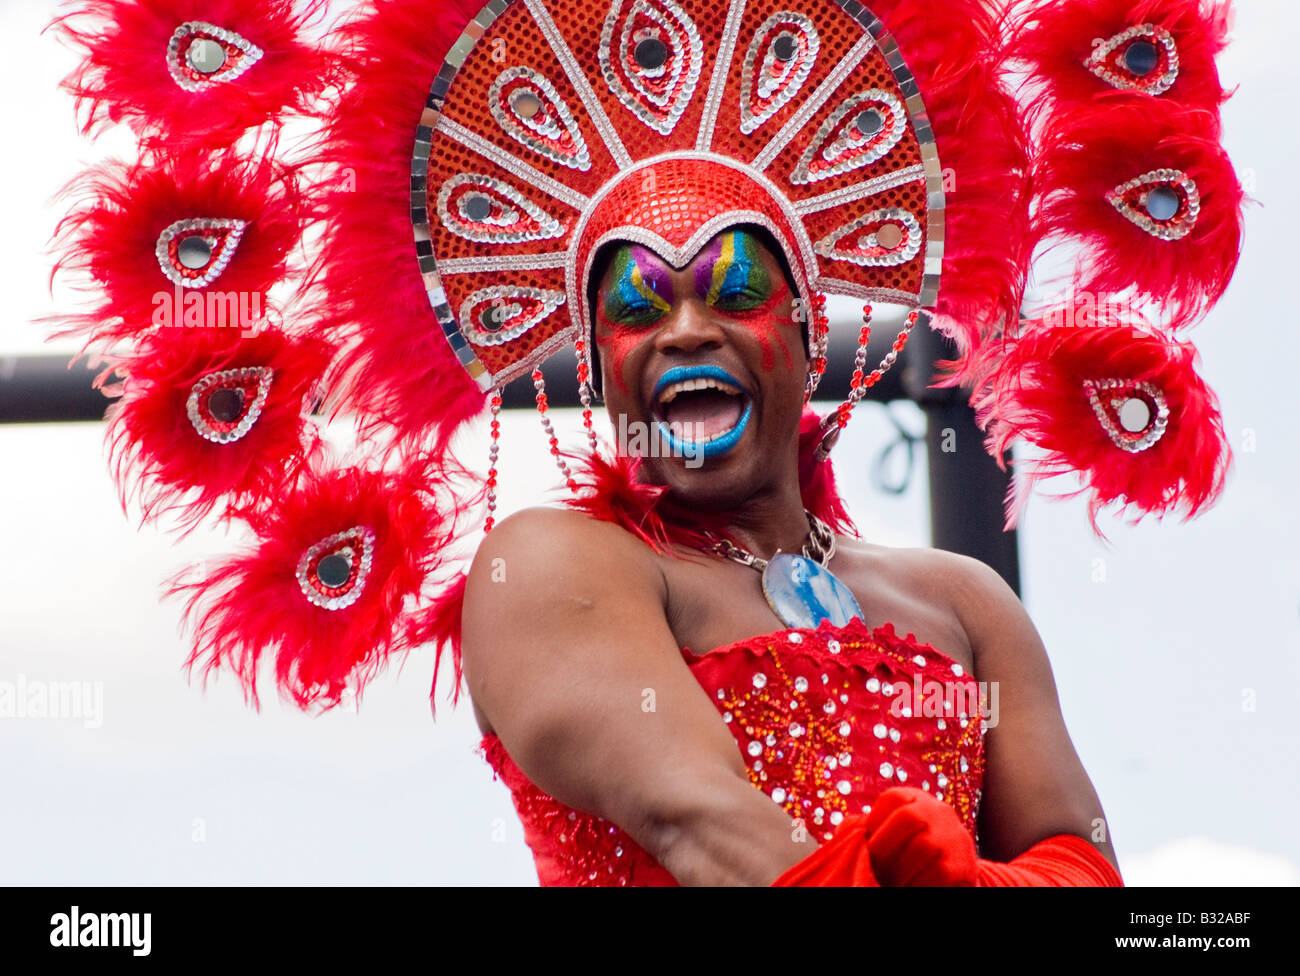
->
[[657, 547, 976, 677]]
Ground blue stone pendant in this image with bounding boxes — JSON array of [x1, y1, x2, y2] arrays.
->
[[761, 552, 864, 629]]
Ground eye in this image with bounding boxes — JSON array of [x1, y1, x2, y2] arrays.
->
[[714, 287, 767, 311], [609, 299, 664, 324], [1083, 25, 1179, 96]]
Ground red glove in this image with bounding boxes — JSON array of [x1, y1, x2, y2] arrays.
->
[[770, 815, 880, 887], [772, 788, 1122, 887]]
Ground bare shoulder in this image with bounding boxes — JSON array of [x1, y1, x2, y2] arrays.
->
[[462, 504, 665, 618], [833, 536, 1023, 668], [460, 505, 670, 735]]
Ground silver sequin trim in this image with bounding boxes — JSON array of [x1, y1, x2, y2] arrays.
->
[[696, 0, 748, 149], [437, 252, 570, 275], [155, 218, 247, 288], [295, 527, 376, 612], [1083, 378, 1170, 453], [435, 118, 590, 213], [814, 206, 922, 267], [598, 0, 704, 136], [739, 11, 819, 136], [458, 285, 567, 346], [790, 89, 907, 185], [185, 367, 272, 444], [436, 172, 566, 244], [750, 31, 875, 173], [166, 22, 263, 92], [793, 163, 924, 216], [488, 66, 593, 171], [524, 0, 634, 169], [1083, 24, 1180, 96], [1105, 168, 1200, 241]]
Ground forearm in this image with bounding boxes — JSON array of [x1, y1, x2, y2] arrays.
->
[[636, 770, 817, 885]]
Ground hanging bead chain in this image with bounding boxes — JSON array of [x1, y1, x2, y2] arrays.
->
[[484, 388, 502, 533], [832, 305, 920, 432], [533, 368, 579, 493], [803, 291, 830, 403], [573, 335, 599, 455]]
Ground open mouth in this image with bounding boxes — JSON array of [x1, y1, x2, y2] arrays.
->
[[650, 364, 754, 459]]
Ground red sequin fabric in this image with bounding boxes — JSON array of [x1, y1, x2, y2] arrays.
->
[[480, 616, 986, 886]]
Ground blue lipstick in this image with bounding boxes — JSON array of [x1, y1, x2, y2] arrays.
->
[[652, 364, 753, 461]]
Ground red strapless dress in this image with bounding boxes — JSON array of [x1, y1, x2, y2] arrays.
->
[[480, 616, 987, 886]]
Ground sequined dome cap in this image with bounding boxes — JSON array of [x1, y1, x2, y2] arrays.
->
[[571, 156, 817, 365]]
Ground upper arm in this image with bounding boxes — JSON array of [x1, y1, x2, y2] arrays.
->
[[939, 552, 1118, 869], [460, 507, 801, 879]]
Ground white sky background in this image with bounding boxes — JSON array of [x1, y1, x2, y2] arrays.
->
[[1, 0, 1298, 885]]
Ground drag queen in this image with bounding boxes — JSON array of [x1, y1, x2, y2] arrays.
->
[[50, 0, 1242, 885]]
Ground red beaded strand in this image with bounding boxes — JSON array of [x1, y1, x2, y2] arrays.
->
[[803, 291, 830, 403], [484, 389, 502, 533], [533, 368, 579, 493], [831, 305, 921, 434], [574, 336, 599, 455]]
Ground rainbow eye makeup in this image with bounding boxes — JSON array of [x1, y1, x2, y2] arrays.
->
[[602, 244, 673, 324], [697, 230, 772, 311], [599, 230, 778, 330]]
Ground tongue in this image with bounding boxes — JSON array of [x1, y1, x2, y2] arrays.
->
[[663, 389, 744, 442]]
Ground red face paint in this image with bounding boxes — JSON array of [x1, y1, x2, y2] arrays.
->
[[727, 279, 797, 375]]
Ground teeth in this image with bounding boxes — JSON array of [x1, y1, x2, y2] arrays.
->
[[657, 376, 743, 405]]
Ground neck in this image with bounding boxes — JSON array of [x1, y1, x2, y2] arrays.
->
[[716, 477, 810, 560]]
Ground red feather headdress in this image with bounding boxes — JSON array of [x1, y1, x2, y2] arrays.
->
[[46, 0, 1247, 714]]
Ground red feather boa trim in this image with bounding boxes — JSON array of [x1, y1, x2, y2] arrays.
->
[[977, 308, 1230, 533], [1008, 0, 1234, 122], [103, 327, 334, 530], [49, 0, 337, 149], [171, 454, 471, 711], [304, 0, 485, 452], [871, 0, 1032, 391], [48, 150, 309, 350], [1031, 98, 1244, 331]]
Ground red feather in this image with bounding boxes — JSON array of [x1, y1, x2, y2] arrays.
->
[[171, 453, 472, 711], [49, 0, 337, 149], [871, 0, 1032, 391], [103, 327, 334, 530], [1008, 0, 1234, 122], [976, 307, 1231, 533], [1031, 98, 1244, 331], [303, 0, 486, 452], [48, 150, 310, 351]]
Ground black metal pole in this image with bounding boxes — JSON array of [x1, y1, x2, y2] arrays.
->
[[902, 325, 1021, 596]]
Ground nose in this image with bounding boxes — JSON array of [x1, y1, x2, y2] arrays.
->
[[653, 298, 727, 356]]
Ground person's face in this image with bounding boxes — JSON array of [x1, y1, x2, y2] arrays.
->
[[591, 227, 807, 507]]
